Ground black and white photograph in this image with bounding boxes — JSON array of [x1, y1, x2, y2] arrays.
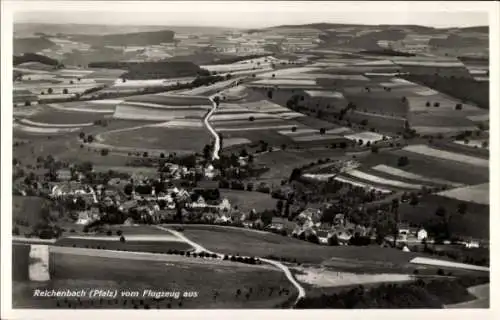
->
[[1, 0, 498, 317]]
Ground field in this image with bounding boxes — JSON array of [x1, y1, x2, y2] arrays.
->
[[13, 196, 49, 227], [372, 164, 464, 187], [54, 236, 194, 253], [13, 249, 294, 309], [22, 106, 110, 125], [179, 225, 424, 265], [219, 190, 278, 213], [402, 144, 488, 168], [98, 126, 212, 154], [437, 183, 489, 205], [370, 148, 487, 185], [398, 194, 489, 239], [255, 149, 348, 185]]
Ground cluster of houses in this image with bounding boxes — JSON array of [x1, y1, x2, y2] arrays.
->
[[48, 173, 239, 226]]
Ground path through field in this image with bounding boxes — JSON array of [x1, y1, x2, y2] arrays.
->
[[445, 283, 489, 308], [154, 225, 306, 305], [205, 97, 220, 160]]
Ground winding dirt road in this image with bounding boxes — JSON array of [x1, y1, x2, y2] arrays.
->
[[204, 97, 220, 160], [154, 225, 306, 305]]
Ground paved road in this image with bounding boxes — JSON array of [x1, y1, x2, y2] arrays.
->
[[154, 225, 306, 305]]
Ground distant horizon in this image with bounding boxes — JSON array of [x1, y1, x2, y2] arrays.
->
[[13, 20, 489, 31], [10, 1, 490, 30]]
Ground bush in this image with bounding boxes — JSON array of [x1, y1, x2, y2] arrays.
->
[[437, 268, 445, 276], [116, 230, 123, 236], [119, 235, 125, 243], [100, 149, 109, 156], [106, 230, 112, 236]]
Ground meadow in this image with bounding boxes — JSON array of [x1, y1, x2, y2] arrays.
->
[[13, 250, 294, 309]]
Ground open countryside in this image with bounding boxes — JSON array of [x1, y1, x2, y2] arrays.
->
[[10, 8, 490, 311]]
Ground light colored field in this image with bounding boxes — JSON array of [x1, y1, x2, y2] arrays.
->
[[391, 78, 416, 84], [20, 74, 57, 81], [304, 90, 345, 98], [87, 99, 124, 105], [220, 85, 248, 100], [454, 139, 488, 149], [414, 89, 439, 96], [152, 119, 204, 128], [353, 59, 395, 66], [437, 183, 489, 205], [351, 110, 406, 121], [112, 79, 168, 87], [292, 135, 344, 142], [467, 114, 489, 122], [410, 257, 489, 272], [29, 245, 50, 281], [18, 118, 94, 128], [294, 266, 412, 288], [258, 67, 322, 78], [396, 61, 465, 67], [303, 174, 392, 194], [403, 144, 489, 167], [413, 126, 479, 135], [59, 69, 94, 74], [344, 131, 385, 143], [38, 93, 77, 99], [250, 79, 317, 86], [223, 137, 252, 147], [13, 123, 81, 134], [113, 104, 207, 121], [47, 103, 115, 114], [372, 164, 464, 187], [346, 169, 426, 190], [277, 112, 306, 119]]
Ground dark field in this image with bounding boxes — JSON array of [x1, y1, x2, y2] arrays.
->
[[179, 225, 424, 265], [359, 149, 489, 185], [125, 94, 211, 106], [54, 238, 194, 253], [344, 95, 409, 116], [399, 194, 489, 240], [13, 252, 294, 309], [26, 108, 110, 124], [100, 127, 212, 153]]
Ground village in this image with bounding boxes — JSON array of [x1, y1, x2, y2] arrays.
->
[[15, 149, 481, 255]]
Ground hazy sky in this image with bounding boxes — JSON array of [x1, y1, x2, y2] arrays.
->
[[11, 1, 490, 29]]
